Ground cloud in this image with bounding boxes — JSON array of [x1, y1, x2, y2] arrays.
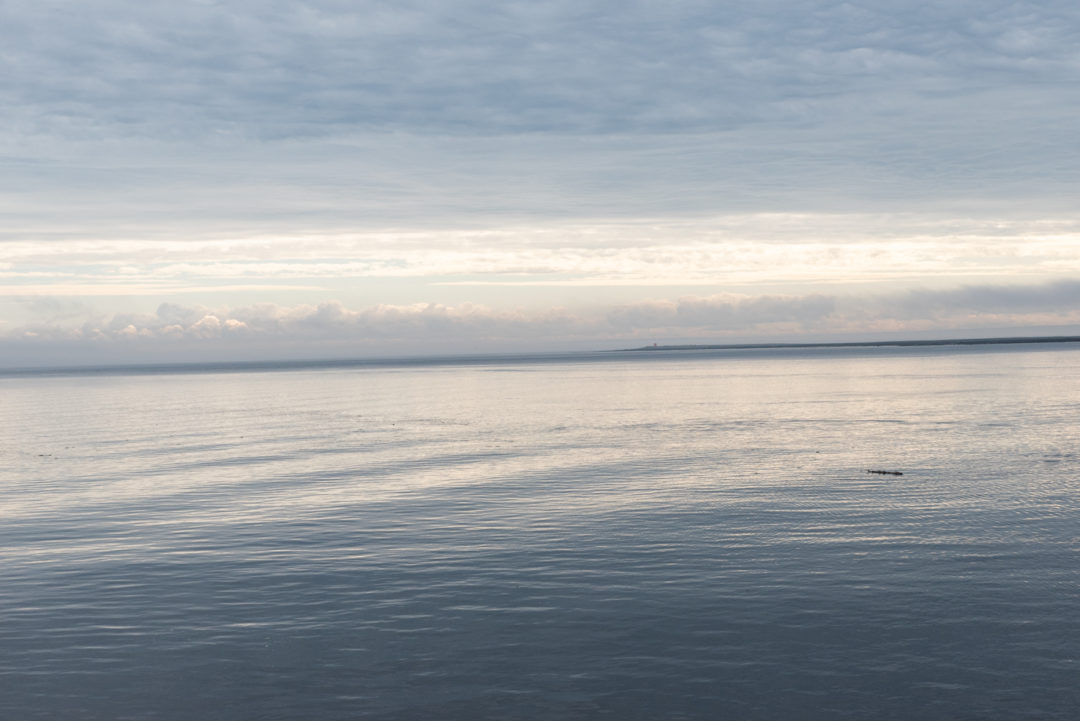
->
[[2, 215, 1079, 300], [3, 0, 1079, 240], [884, 279, 1080, 319], [3, 280, 1080, 367], [4, 0, 1078, 138], [606, 294, 836, 332], [3, 1, 1079, 363]]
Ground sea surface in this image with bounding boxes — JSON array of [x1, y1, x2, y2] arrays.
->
[[1, 344, 1078, 720]]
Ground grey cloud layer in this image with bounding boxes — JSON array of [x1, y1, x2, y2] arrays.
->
[[4, 0, 1080, 232], [6, 0, 1078, 137], [886, 279, 1080, 319], [6, 281, 1080, 366]]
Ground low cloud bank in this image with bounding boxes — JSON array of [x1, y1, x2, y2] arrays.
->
[[4, 280, 1080, 367]]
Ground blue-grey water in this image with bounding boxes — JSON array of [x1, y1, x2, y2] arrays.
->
[[2, 345, 1078, 720]]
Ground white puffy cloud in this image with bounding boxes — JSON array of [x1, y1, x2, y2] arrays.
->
[[3, 280, 1080, 368]]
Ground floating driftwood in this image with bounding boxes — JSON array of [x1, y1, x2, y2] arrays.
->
[[866, 469, 903, 476]]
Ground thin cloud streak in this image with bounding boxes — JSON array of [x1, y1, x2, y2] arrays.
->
[[3, 216, 1078, 296]]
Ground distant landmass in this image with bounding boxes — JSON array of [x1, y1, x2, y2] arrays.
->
[[622, 335, 1080, 352]]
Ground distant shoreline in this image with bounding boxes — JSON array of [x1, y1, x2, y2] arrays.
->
[[5, 335, 1080, 377], [621, 335, 1080, 352]]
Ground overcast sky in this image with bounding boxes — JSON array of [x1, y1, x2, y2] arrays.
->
[[3, 0, 1080, 366]]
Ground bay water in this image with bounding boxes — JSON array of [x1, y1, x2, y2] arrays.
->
[[2, 345, 1078, 719]]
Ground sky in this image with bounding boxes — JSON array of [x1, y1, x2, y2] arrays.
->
[[3, 0, 1080, 366]]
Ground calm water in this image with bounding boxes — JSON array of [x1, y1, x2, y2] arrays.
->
[[1, 345, 1078, 720]]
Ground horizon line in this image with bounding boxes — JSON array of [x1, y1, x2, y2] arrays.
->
[[623, 334, 1080, 352], [4, 333, 1080, 378]]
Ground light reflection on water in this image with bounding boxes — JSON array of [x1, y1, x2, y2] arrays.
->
[[1, 346, 1078, 720]]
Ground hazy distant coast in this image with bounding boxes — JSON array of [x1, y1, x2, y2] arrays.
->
[[622, 335, 1080, 352]]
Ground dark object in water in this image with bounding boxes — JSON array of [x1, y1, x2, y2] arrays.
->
[[867, 469, 903, 476]]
